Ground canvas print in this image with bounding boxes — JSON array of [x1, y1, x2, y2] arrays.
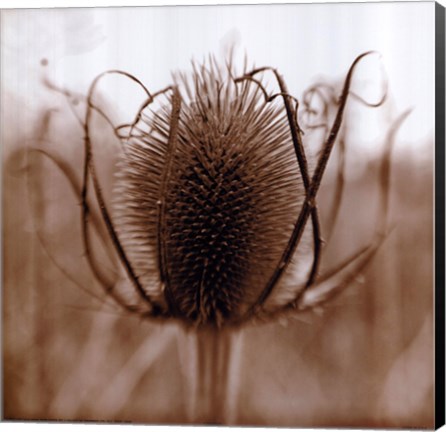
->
[[1, 2, 441, 429]]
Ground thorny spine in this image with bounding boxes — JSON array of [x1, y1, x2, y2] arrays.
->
[[157, 87, 182, 315]]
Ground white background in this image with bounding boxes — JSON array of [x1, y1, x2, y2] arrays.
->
[[1, 0, 436, 148]]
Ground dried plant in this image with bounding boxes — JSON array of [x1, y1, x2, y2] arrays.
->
[[9, 50, 420, 424]]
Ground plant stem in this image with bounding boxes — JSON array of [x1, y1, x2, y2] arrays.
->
[[180, 326, 244, 424]]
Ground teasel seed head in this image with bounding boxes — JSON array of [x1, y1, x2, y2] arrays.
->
[[113, 58, 306, 326]]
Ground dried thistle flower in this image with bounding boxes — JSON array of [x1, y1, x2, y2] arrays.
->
[[114, 58, 306, 326]]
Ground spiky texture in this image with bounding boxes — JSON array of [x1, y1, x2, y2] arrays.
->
[[113, 59, 305, 325]]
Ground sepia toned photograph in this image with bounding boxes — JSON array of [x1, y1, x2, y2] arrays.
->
[[1, 1, 443, 429]]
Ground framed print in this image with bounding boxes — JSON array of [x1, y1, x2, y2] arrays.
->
[[1, 1, 445, 429]]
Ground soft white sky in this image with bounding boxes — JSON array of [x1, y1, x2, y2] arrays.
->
[[1, 1, 436, 148]]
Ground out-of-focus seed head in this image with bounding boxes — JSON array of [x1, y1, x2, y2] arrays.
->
[[114, 58, 305, 326]]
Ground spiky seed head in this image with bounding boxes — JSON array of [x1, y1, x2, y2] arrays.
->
[[113, 58, 305, 326]]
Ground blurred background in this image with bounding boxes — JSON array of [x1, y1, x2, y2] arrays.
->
[[2, 3, 435, 428]]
